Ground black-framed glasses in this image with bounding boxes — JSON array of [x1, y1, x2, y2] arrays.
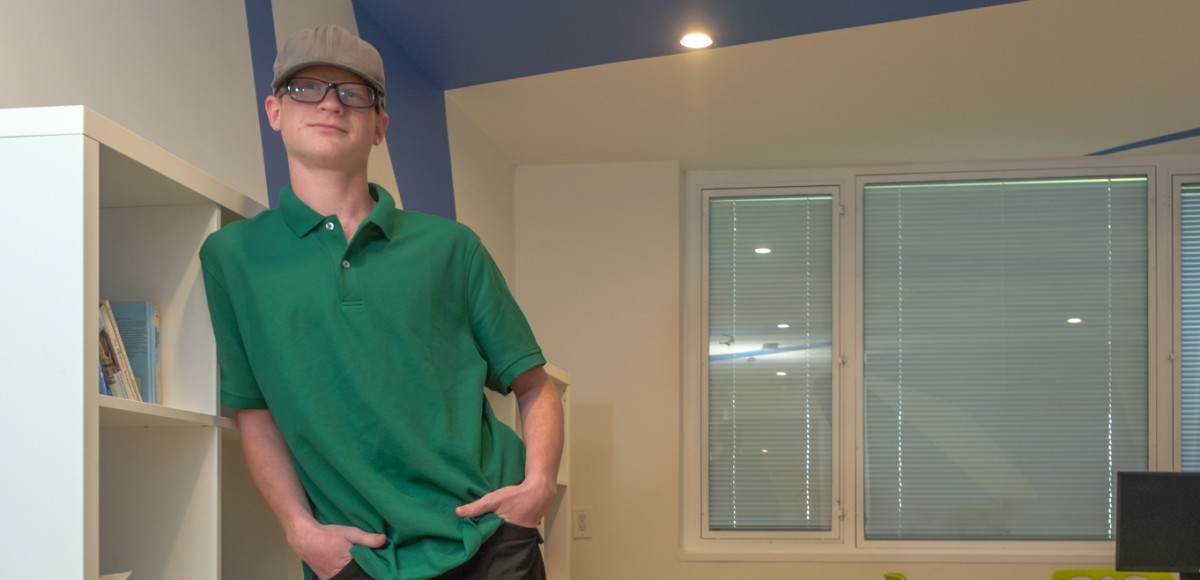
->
[[285, 77, 381, 108]]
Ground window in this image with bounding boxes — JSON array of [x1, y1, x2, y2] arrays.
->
[[683, 159, 1195, 560], [863, 177, 1148, 540], [1179, 183, 1200, 471], [706, 190, 835, 534]]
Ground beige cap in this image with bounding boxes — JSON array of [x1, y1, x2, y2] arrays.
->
[[272, 24, 386, 107]]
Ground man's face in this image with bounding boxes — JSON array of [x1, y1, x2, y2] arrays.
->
[[266, 65, 388, 172]]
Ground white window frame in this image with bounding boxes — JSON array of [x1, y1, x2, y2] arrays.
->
[[681, 155, 1196, 564]]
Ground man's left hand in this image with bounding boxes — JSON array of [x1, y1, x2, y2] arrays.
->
[[455, 477, 557, 528]]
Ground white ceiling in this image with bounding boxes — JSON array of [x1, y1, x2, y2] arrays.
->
[[446, 0, 1200, 170]]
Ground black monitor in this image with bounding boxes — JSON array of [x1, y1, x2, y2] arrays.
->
[[1115, 471, 1200, 580]]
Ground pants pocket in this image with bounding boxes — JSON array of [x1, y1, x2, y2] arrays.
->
[[327, 559, 373, 580]]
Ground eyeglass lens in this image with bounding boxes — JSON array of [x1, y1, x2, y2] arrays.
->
[[287, 77, 376, 108]]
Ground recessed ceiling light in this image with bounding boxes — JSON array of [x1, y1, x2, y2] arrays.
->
[[680, 32, 713, 49]]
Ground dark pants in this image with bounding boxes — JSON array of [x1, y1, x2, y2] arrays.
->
[[324, 523, 546, 580]]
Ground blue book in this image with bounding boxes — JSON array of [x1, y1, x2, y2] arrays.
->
[[110, 302, 161, 404], [98, 359, 112, 396]]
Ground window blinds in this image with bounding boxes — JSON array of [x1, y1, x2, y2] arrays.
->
[[862, 177, 1148, 540], [707, 194, 834, 531], [1179, 184, 1200, 472]]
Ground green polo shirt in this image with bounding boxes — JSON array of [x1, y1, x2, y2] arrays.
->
[[199, 184, 544, 580]]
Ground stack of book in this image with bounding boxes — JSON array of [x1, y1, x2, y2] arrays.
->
[[98, 300, 160, 404]]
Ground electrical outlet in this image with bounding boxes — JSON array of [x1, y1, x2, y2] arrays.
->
[[572, 508, 592, 538]]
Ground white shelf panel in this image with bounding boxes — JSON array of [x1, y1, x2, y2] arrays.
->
[[545, 362, 572, 388], [99, 396, 233, 429]]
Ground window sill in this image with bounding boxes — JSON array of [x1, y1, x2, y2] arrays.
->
[[679, 538, 1113, 565]]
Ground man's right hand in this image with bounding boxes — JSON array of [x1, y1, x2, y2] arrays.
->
[[287, 520, 387, 579]]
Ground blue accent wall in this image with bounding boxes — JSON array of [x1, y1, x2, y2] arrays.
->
[[243, 0, 289, 208], [354, 4, 457, 219]]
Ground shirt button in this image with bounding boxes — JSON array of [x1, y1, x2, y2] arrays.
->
[[325, 222, 335, 230], [342, 260, 351, 269]]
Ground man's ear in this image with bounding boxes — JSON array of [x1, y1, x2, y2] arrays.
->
[[265, 94, 283, 132], [374, 110, 389, 146]]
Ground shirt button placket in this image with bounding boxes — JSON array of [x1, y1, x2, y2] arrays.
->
[[339, 254, 361, 304]]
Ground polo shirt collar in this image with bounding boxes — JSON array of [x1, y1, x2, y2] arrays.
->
[[279, 183, 397, 239], [363, 184, 396, 239]]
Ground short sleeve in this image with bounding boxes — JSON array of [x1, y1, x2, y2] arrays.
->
[[200, 237, 268, 409], [464, 239, 546, 393]]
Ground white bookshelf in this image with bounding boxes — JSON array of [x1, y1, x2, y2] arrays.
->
[[486, 362, 573, 580], [0, 105, 274, 579]]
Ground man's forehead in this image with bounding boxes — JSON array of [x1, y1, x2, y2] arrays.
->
[[292, 64, 367, 83]]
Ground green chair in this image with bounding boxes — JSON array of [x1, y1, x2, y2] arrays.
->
[[1051, 569, 1173, 580], [883, 574, 907, 580]]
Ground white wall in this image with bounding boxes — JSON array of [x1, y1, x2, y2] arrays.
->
[[514, 161, 685, 577], [512, 161, 1066, 580], [446, 99, 518, 281], [0, 0, 267, 206]]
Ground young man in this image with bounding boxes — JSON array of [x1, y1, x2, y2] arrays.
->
[[200, 25, 563, 580]]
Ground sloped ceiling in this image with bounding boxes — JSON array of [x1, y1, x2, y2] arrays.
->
[[359, 0, 1200, 169]]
